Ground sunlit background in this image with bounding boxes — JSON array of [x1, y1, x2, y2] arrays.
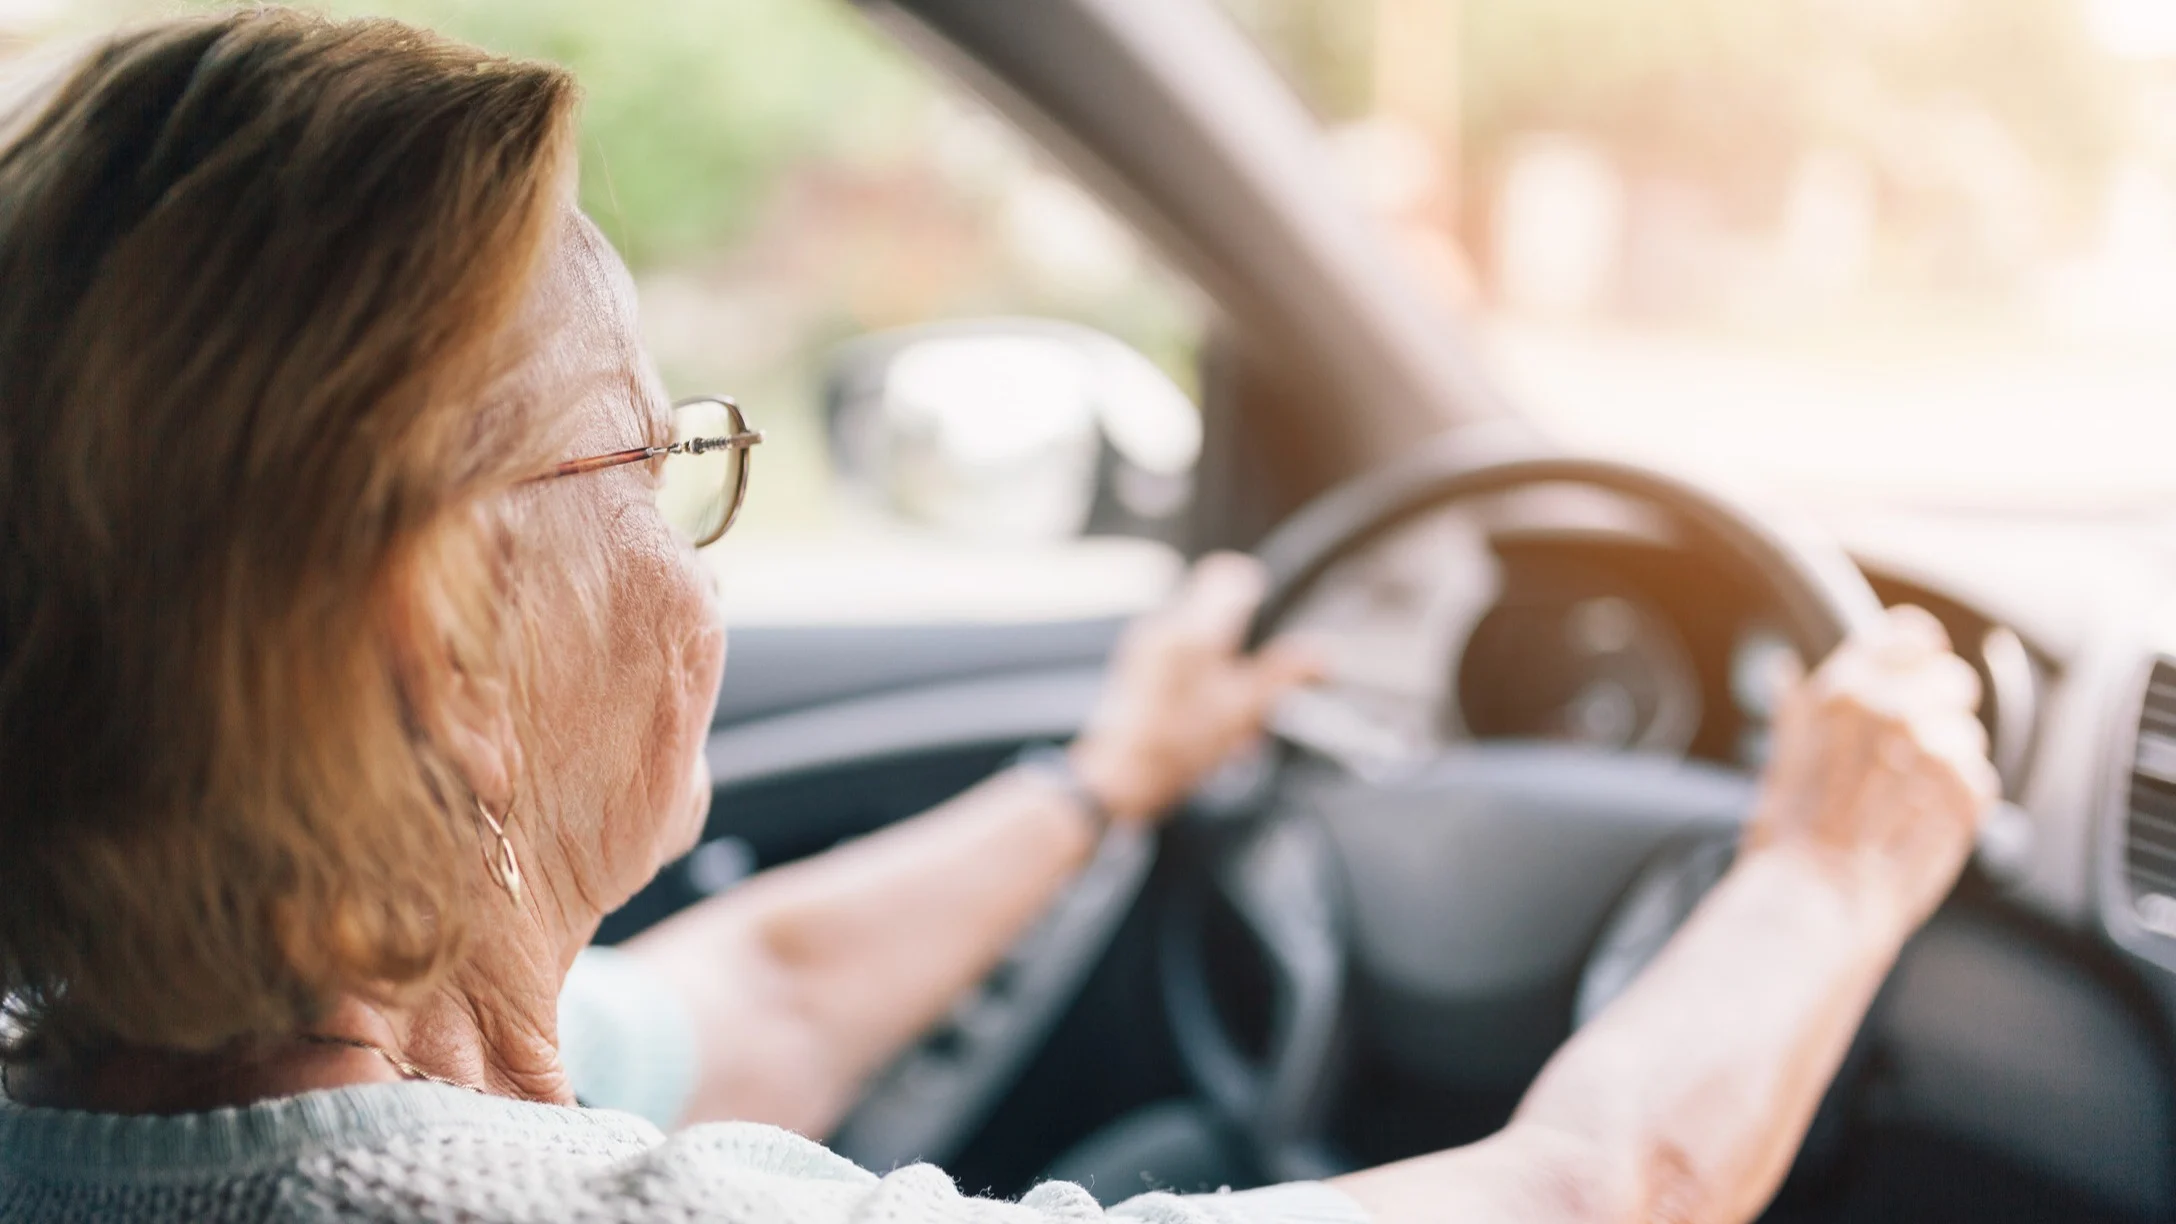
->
[[8, 0, 2176, 619]]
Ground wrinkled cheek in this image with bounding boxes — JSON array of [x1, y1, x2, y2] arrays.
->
[[685, 568, 727, 757], [670, 613, 728, 855]]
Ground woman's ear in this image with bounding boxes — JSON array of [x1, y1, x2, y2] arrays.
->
[[378, 524, 526, 811], [431, 669, 522, 811]]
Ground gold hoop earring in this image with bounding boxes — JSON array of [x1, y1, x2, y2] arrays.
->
[[474, 796, 523, 903]]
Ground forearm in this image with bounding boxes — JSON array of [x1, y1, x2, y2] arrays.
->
[[739, 765, 1097, 1068], [624, 764, 1098, 1133], [1334, 847, 1909, 1224]]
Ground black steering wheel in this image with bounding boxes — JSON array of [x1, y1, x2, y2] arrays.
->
[[1157, 431, 1886, 1182]]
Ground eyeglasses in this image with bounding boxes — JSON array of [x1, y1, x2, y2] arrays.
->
[[539, 395, 763, 547]]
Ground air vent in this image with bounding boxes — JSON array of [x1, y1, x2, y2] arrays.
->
[[2125, 659, 2176, 937]]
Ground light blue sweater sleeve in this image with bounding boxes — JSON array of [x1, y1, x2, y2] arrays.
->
[[557, 944, 699, 1128]]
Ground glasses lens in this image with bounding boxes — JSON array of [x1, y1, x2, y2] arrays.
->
[[658, 397, 746, 546]]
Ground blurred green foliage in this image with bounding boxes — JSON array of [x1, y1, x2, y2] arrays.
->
[[311, 0, 929, 270]]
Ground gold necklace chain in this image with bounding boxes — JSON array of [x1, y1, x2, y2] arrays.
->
[[299, 1033, 483, 1095]]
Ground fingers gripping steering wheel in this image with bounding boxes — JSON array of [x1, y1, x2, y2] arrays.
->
[[1156, 433, 1885, 1182]]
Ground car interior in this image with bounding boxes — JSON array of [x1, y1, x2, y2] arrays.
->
[[581, 2, 2176, 1221]]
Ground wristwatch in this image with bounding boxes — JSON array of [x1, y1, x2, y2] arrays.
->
[[1007, 742, 1114, 840]]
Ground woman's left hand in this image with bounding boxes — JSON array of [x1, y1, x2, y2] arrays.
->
[[1067, 552, 1323, 827]]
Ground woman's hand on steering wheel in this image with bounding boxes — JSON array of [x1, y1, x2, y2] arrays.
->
[[1070, 553, 1325, 828], [1747, 605, 2001, 934]]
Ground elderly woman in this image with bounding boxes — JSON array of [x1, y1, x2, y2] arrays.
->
[[0, 11, 1995, 1224]]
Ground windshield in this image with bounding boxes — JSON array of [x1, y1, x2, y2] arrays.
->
[[1221, 0, 2176, 509]]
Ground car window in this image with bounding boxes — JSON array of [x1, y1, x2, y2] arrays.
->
[[25, 0, 1204, 625], [1221, 0, 2176, 509]]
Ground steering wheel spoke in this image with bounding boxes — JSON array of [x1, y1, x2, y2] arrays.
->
[[1162, 803, 1352, 1182]]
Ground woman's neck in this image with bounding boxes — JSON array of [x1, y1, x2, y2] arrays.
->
[[8, 920, 581, 1114], [396, 925, 580, 1104]]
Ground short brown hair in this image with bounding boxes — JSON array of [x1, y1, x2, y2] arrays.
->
[[0, 9, 577, 1057]]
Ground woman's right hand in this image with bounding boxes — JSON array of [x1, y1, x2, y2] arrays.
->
[[1343, 612, 2001, 1224], [1746, 605, 2000, 934], [1067, 553, 1322, 828]]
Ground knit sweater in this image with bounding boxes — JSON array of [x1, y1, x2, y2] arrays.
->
[[0, 1081, 1371, 1223]]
